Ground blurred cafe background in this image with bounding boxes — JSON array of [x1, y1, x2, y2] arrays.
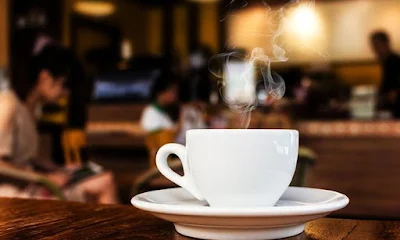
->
[[0, 0, 400, 219]]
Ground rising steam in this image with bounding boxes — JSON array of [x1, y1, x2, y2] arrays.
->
[[209, 0, 318, 128]]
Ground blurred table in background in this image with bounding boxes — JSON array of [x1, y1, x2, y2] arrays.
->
[[87, 104, 146, 148], [87, 121, 145, 147], [299, 120, 400, 219]]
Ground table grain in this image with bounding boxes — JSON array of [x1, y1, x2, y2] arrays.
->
[[0, 198, 398, 240]]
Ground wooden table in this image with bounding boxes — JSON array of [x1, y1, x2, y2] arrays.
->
[[0, 198, 398, 240]]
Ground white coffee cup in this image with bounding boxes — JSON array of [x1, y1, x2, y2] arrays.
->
[[156, 129, 298, 207]]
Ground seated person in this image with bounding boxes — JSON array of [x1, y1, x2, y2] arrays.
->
[[176, 101, 207, 144], [141, 71, 179, 134], [141, 71, 207, 143], [0, 46, 118, 204]]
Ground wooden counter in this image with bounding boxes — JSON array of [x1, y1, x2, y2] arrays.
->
[[299, 120, 400, 219]]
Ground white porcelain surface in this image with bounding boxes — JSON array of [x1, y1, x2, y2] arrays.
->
[[156, 129, 299, 207], [132, 187, 349, 240]]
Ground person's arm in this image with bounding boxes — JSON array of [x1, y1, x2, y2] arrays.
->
[[0, 160, 42, 181], [0, 92, 43, 180], [0, 91, 16, 161]]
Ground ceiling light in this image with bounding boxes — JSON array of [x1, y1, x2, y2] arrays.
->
[[74, 1, 116, 17], [188, 0, 220, 2], [290, 4, 319, 38]]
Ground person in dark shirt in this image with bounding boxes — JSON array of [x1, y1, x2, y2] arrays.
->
[[370, 31, 400, 117]]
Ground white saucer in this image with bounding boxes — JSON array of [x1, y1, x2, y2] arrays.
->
[[131, 187, 349, 240]]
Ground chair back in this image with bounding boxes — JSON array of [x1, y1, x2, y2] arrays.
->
[[62, 129, 87, 167], [145, 130, 175, 169]]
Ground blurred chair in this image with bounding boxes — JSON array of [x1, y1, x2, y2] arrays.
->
[[62, 129, 87, 167], [131, 159, 181, 196], [290, 147, 316, 187], [0, 164, 65, 200], [145, 130, 175, 169], [132, 130, 181, 195]]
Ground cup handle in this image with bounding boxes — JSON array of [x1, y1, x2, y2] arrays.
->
[[156, 143, 205, 200]]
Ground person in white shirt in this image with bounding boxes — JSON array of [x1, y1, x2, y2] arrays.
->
[[141, 71, 207, 144], [141, 71, 179, 134]]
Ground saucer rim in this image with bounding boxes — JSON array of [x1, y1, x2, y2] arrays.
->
[[131, 186, 349, 217]]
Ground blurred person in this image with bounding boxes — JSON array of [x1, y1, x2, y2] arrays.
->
[[370, 31, 400, 118], [141, 71, 206, 144], [177, 49, 209, 143], [0, 46, 118, 204], [180, 45, 213, 103], [140, 71, 179, 169], [176, 100, 207, 144], [294, 77, 312, 105], [32, 33, 91, 167], [141, 71, 179, 134]]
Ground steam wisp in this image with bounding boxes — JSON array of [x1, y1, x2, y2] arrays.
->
[[210, 0, 309, 127]]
